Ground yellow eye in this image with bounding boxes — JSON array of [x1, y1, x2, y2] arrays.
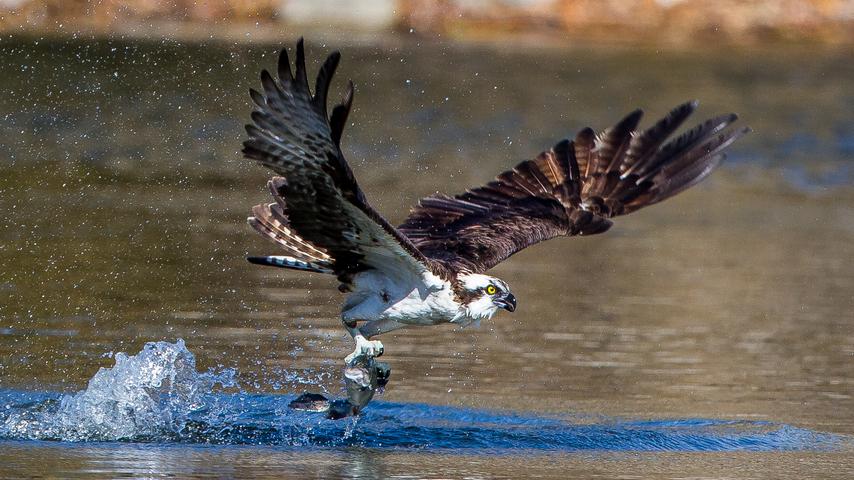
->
[[486, 285, 497, 295]]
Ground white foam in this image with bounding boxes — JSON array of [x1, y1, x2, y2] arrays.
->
[[2, 339, 235, 441]]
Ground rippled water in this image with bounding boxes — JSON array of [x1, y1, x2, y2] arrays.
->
[[2, 340, 841, 451], [1, 35, 853, 478]]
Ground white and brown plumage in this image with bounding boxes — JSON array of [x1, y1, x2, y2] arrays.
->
[[244, 39, 749, 365]]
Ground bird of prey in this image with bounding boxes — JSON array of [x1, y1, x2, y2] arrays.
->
[[243, 39, 748, 365]]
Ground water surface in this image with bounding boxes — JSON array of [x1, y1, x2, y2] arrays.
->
[[1, 35, 852, 478]]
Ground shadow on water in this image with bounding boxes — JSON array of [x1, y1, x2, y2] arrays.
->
[[0, 340, 842, 452]]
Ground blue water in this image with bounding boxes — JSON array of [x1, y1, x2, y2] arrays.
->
[[0, 340, 842, 452]]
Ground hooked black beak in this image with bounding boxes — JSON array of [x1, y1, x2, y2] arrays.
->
[[494, 293, 517, 312]]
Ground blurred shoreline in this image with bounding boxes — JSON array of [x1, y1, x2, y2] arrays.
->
[[1, 0, 853, 48]]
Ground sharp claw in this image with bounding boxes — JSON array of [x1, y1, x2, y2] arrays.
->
[[345, 337, 384, 364], [369, 339, 383, 358], [344, 352, 358, 365]]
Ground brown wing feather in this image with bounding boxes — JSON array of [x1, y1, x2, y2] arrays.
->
[[399, 101, 748, 274], [247, 177, 335, 265], [243, 39, 435, 279]]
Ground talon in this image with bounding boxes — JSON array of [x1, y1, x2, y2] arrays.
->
[[345, 336, 384, 365], [344, 351, 358, 365]]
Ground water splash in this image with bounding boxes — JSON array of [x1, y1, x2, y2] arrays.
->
[[1, 339, 236, 442], [0, 340, 844, 451]]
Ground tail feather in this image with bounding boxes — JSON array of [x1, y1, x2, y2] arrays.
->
[[247, 255, 333, 273], [267, 176, 289, 211], [247, 176, 334, 273], [247, 208, 325, 259]]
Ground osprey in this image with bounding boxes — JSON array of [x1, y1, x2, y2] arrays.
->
[[243, 39, 748, 365]]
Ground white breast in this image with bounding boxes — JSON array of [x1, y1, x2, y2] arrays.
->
[[342, 270, 461, 326]]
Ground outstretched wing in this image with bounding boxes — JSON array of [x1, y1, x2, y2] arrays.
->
[[243, 39, 432, 280], [398, 101, 749, 273]]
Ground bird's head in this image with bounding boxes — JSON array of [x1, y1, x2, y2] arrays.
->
[[456, 273, 516, 320]]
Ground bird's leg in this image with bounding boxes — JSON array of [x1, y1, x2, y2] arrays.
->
[[342, 320, 384, 365], [342, 318, 406, 365], [359, 318, 406, 338]]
